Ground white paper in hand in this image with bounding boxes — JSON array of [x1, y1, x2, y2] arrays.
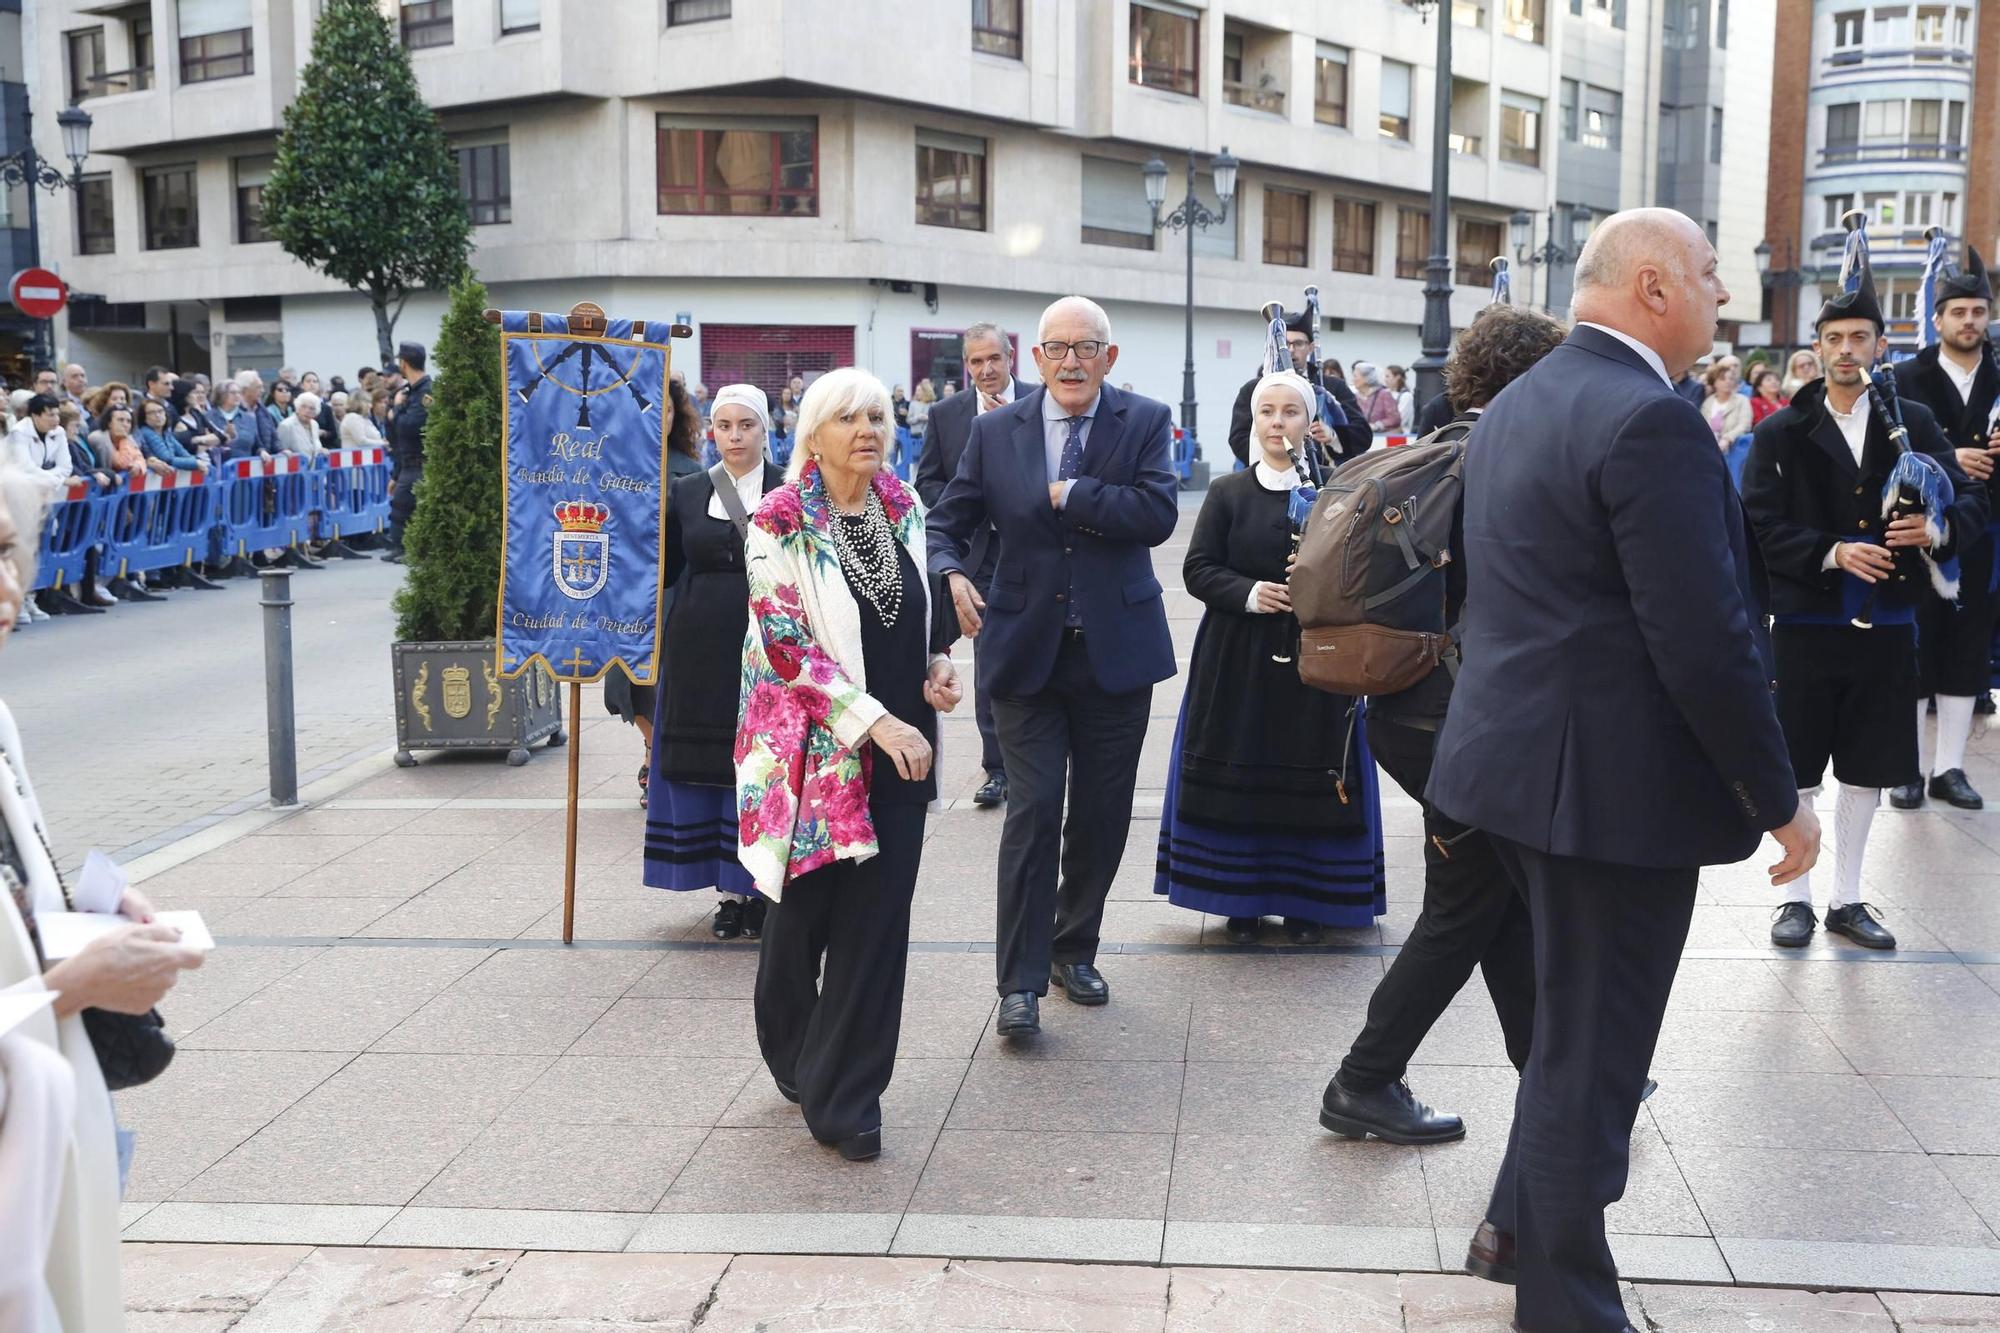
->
[[35, 909, 215, 961], [72, 850, 128, 915]]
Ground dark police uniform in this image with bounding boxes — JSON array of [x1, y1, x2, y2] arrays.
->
[[387, 373, 431, 550]]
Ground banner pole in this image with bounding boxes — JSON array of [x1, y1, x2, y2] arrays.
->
[[563, 681, 582, 944]]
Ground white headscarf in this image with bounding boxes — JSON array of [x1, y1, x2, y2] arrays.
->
[[709, 383, 771, 436], [1250, 370, 1314, 418]]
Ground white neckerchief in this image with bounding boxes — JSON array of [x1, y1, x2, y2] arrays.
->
[[1828, 392, 1869, 465], [1941, 348, 1980, 407], [1252, 458, 1301, 490], [1577, 321, 1674, 388], [708, 461, 768, 523]]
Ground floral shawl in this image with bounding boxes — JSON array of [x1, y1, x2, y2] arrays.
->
[[735, 460, 933, 899]]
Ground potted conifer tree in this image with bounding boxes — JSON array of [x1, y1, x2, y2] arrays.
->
[[389, 272, 563, 766]]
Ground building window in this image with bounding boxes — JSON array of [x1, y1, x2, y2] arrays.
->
[[1870, 6, 1910, 46], [1454, 1, 1486, 28], [1943, 192, 1959, 228], [1825, 102, 1858, 152], [1314, 45, 1348, 127], [1456, 218, 1503, 286], [1914, 5, 1946, 45], [1080, 156, 1155, 250], [1501, 92, 1543, 167], [143, 164, 199, 250], [1584, 87, 1620, 149], [1130, 1, 1198, 97], [178, 0, 253, 82], [1560, 79, 1578, 141], [1715, 0, 1728, 45], [500, 0, 540, 33], [667, 0, 730, 22], [915, 130, 986, 231], [234, 155, 273, 243], [1332, 197, 1376, 274], [656, 117, 817, 216], [1946, 99, 1965, 147], [1910, 99, 1943, 155], [1502, 0, 1545, 42], [77, 175, 114, 255], [1904, 191, 1935, 227], [1822, 193, 1854, 230], [401, 0, 452, 48], [972, 0, 1023, 58], [1262, 187, 1310, 267], [1708, 107, 1722, 163], [1396, 207, 1431, 280], [1380, 60, 1413, 141], [1863, 191, 1898, 226], [455, 139, 511, 225], [1861, 100, 1904, 145], [126, 13, 155, 92], [66, 29, 105, 103], [1831, 9, 1863, 46]]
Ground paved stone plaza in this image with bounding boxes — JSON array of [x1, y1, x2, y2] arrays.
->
[[26, 508, 2000, 1327]]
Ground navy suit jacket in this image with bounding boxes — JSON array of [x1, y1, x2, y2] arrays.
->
[[913, 377, 1033, 581], [927, 383, 1180, 697], [1427, 325, 1798, 869]]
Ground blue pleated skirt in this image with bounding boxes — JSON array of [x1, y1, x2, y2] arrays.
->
[[642, 778, 759, 896]]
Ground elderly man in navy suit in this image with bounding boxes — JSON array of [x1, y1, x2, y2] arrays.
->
[[915, 322, 1037, 809], [928, 295, 1179, 1038], [1427, 209, 1820, 1333]]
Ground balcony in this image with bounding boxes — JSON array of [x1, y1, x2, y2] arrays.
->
[[1223, 81, 1285, 116], [1221, 20, 1288, 119], [1824, 45, 1973, 72], [1820, 140, 1967, 168]]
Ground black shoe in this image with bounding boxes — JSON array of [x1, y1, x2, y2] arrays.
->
[[1980, 694, 1997, 717], [742, 897, 767, 940], [834, 1129, 881, 1162], [379, 548, 405, 564], [712, 899, 744, 940], [996, 990, 1040, 1036], [973, 771, 1007, 807], [1770, 902, 1816, 948], [1319, 1075, 1466, 1145], [1825, 902, 1896, 949], [1890, 782, 1926, 810], [1466, 1219, 1517, 1285], [1283, 917, 1324, 945], [1224, 916, 1262, 944], [1929, 769, 1984, 810], [1051, 962, 1109, 1005]]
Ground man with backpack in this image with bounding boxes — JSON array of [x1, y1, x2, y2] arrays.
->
[[1311, 304, 1565, 1149]]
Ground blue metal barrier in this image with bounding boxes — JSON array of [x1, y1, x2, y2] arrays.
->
[[31, 479, 106, 593], [315, 448, 392, 544]]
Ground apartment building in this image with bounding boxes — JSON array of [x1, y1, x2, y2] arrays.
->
[[1764, 0, 1999, 349], [27, 0, 1565, 466]]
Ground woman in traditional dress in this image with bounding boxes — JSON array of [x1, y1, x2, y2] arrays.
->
[[644, 385, 786, 940], [1154, 370, 1385, 945]]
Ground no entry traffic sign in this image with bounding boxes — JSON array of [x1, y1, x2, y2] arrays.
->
[[10, 268, 68, 320]]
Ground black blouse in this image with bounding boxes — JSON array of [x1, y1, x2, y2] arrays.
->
[[846, 530, 937, 806]]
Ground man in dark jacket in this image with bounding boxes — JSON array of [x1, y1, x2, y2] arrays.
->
[[914, 322, 1034, 807], [1743, 259, 1984, 952], [383, 341, 431, 562], [1227, 313, 1370, 466], [1891, 244, 1999, 810], [1429, 210, 1816, 1333]]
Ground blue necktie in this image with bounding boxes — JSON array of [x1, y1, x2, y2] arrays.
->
[[1059, 414, 1086, 480]]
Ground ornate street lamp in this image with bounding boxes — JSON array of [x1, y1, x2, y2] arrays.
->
[[1145, 146, 1238, 443], [0, 101, 94, 367], [1510, 205, 1580, 312]]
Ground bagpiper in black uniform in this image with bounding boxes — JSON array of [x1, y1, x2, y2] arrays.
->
[[1742, 259, 1986, 951], [1891, 245, 1999, 811]]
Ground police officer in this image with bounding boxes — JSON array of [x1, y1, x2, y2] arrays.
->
[[382, 341, 430, 564]]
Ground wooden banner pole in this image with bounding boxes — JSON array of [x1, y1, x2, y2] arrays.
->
[[562, 681, 582, 944]]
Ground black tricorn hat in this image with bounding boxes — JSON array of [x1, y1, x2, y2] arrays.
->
[[1816, 249, 1885, 332], [1937, 244, 1993, 304]]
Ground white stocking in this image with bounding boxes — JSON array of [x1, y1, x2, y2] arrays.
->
[[1916, 700, 1935, 779], [1935, 694, 1976, 775], [1829, 783, 1879, 912]]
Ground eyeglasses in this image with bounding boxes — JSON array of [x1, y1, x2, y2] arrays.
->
[[1037, 339, 1106, 362]]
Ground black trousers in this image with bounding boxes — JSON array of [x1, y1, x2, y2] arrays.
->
[[388, 463, 422, 547], [1337, 717, 1535, 1090], [754, 801, 925, 1143], [1484, 836, 1696, 1333], [990, 631, 1151, 996], [1918, 533, 1997, 698], [970, 565, 1004, 776]]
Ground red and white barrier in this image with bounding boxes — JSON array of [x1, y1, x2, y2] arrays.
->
[[323, 447, 386, 469], [230, 454, 306, 480]]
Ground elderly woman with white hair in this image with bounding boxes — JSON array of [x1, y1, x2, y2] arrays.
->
[[643, 385, 788, 941], [1351, 361, 1403, 434], [1154, 369, 1385, 945], [735, 367, 961, 1162]]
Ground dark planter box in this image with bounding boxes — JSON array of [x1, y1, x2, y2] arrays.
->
[[392, 639, 564, 767]]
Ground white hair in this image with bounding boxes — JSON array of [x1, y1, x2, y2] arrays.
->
[[294, 392, 321, 415], [788, 368, 895, 482], [234, 369, 263, 389], [1036, 296, 1113, 345], [0, 464, 48, 591], [1350, 361, 1381, 388]]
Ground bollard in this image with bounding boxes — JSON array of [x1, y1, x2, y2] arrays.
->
[[259, 569, 299, 807]]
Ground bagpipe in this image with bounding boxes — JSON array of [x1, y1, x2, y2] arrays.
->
[[1260, 294, 1321, 664]]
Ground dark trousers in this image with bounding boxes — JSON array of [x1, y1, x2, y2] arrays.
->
[[970, 564, 1003, 776], [1919, 533, 1996, 698], [990, 632, 1150, 996], [388, 463, 422, 547], [754, 801, 925, 1143], [1484, 836, 1696, 1333], [1337, 717, 1535, 1090]]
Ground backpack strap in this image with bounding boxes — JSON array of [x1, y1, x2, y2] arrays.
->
[[708, 461, 752, 539]]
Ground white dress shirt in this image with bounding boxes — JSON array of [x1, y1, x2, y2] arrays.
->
[[1820, 390, 1887, 572], [1041, 388, 1098, 509], [707, 460, 767, 522], [1941, 349, 1980, 408], [1247, 459, 1301, 613], [976, 380, 1016, 415], [1576, 321, 1674, 388]]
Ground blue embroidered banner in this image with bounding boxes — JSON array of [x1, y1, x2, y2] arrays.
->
[[495, 309, 673, 684]]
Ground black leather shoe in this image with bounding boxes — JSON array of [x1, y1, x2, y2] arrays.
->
[[1283, 918, 1324, 945], [1825, 902, 1896, 949], [1466, 1220, 1517, 1285], [712, 899, 744, 940], [1319, 1075, 1466, 1145], [1930, 768, 1984, 810], [742, 898, 767, 940], [997, 991, 1040, 1036], [973, 771, 1007, 807], [834, 1129, 881, 1162], [1224, 916, 1262, 944], [1770, 901, 1816, 948], [1889, 782, 1926, 810], [1052, 962, 1109, 1005]]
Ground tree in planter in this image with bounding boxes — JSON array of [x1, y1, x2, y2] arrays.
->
[[393, 271, 501, 643], [261, 0, 470, 366]]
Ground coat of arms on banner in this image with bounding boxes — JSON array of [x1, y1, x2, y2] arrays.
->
[[552, 500, 611, 600]]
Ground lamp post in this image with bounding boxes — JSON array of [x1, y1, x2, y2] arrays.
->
[[1402, 0, 1454, 414], [1144, 146, 1238, 445], [1754, 238, 1812, 354], [1509, 205, 1578, 312], [0, 102, 94, 368]]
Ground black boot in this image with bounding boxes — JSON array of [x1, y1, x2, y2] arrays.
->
[[712, 899, 744, 940]]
